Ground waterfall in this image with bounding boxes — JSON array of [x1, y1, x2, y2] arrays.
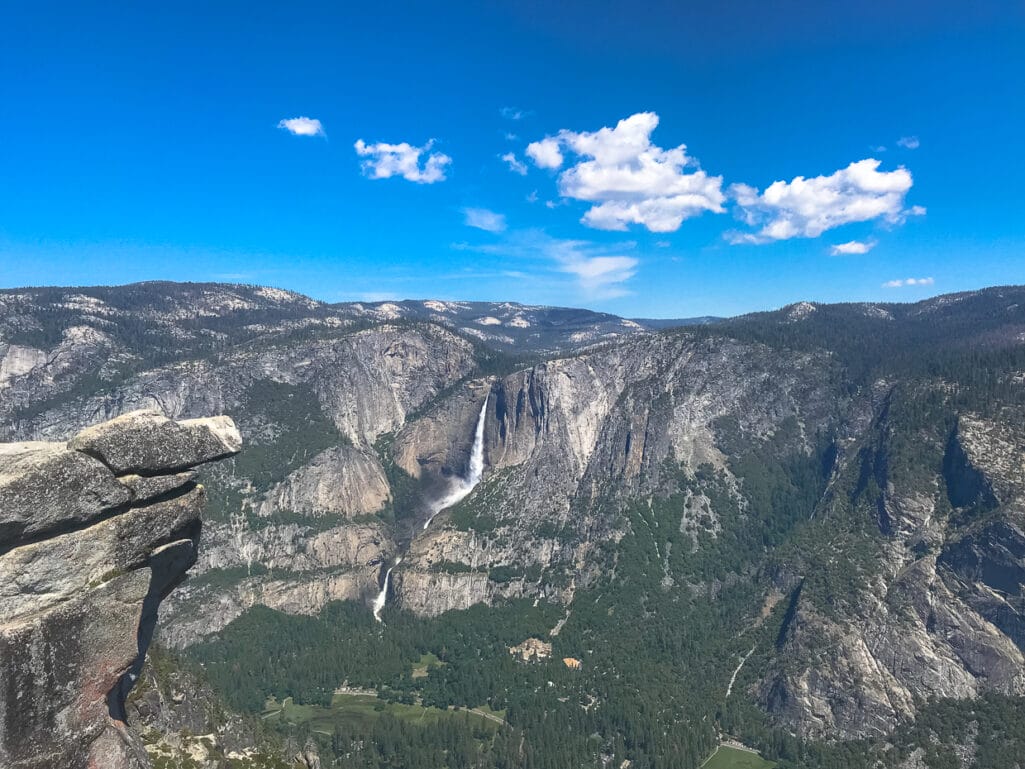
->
[[725, 645, 756, 697], [423, 395, 489, 531], [373, 395, 489, 622], [373, 556, 401, 623]]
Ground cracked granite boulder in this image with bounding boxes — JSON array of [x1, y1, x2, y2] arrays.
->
[[0, 410, 241, 769]]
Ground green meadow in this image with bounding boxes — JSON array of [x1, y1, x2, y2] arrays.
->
[[703, 745, 777, 769]]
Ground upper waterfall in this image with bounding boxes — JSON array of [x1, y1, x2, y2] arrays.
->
[[374, 395, 490, 623], [423, 395, 489, 530]]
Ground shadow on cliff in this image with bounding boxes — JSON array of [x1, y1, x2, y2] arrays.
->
[[107, 511, 202, 724]]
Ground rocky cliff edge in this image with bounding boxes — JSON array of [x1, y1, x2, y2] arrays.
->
[[0, 409, 241, 769]]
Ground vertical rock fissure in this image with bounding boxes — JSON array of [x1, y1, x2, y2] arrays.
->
[[107, 520, 202, 723]]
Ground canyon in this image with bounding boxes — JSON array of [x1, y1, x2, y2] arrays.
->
[[1, 281, 1024, 764]]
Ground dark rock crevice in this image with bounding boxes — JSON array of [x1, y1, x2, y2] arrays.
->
[[108, 521, 202, 724], [775, 579, 805, 650], [942, 425, 998, 515], [0, 410, 240, 769], [0, 498, 134, 559]]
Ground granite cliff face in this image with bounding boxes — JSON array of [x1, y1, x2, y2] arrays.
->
[[761, 408, 1025, 740], [0, 410, 240, 769], [392, 333, 842, 615], [2, 281, 1025, 751]]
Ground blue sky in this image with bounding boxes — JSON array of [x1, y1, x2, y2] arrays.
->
[[1, 1, 1023, 317]]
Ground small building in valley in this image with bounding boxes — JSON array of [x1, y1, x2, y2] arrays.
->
[[562, 657, 582, 670]]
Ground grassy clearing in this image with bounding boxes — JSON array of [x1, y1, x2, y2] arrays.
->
[[460, 702, 507, 724], [262, 693, 500, 735], [411, 651, 442, 679], [703, 745, 777, 769]]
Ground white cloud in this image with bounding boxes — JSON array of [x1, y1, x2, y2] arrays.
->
[[501, 107, 531, 120], [897, 136, 920, 149], [463, 207, 507, 233], [830, 240, 876, 255], [526, 138, 564, 169], [560, 253, 637, 296], [456, 230, 638, 299], [526, 112, 725, 233], [354, 139, 451, 183], [278, 117, 325, 137], [730, 159, 915, 243], [542, 237, 638, 298], [501, 152, 528, 175], [882, 277, 934, 288]]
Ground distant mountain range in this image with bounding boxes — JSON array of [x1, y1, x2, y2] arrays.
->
[[0, 281, 718, 359]]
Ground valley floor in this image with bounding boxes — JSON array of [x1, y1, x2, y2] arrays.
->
[[261, 693, 503, 735], [701, 744, 777, 769]]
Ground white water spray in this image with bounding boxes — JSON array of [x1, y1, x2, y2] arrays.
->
[[725, 645, 756, 698], [423, 395, 489, 531], [373, 556, 402, 623]]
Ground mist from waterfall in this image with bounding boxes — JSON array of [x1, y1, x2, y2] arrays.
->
[[423, 395, 489, 531]]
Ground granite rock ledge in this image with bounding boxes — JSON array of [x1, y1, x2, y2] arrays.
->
[[0, 409, 241, 769]]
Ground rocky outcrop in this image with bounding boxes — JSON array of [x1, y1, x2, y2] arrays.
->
[[395, 569, 502, 616], [763, 557, 1025, 740], [509, 638, 552, 662], [125, 646, 306, 769], [0, 441, 132, 548], [0, 410, 240, 769], [68, 411, 241, 475], [0, 345, 47, 386], [257, 445, 390, 519], [761, 412, 1025, 740]]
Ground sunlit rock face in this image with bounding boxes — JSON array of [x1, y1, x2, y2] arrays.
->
[[390, 333, 843, 617], [760, 413, 1025, 741], [0, 410, 240, 769]]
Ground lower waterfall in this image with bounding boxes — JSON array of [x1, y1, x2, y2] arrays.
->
[[373, 557, 401, 623]]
